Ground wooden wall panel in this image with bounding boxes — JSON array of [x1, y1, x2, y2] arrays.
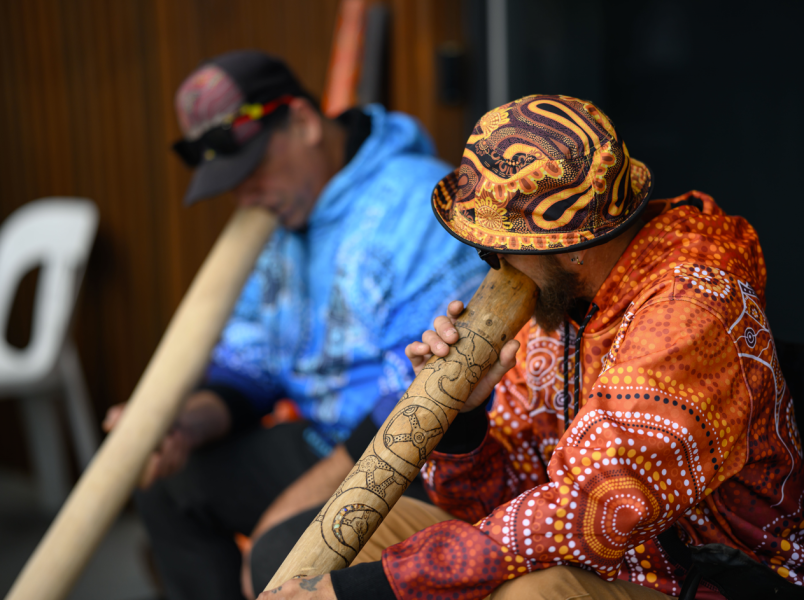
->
[[0, 0, 467, 471], [387, 0, 466, 164]]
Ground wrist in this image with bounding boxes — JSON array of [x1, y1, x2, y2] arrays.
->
[[435, 399, 490, 454], [330, 562, 395, 600]]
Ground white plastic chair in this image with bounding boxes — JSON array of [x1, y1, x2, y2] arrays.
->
[[0, 198, 100, 512]]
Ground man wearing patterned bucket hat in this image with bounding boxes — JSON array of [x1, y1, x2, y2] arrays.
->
[[102, 50, 491, 600], [262, 95, 803, 600]]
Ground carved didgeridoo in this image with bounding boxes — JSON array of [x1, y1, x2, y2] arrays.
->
[[266, 259, 538, 590], [6, 208, 277, 600]]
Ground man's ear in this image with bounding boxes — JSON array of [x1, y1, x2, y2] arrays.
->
[[289, 97, 323, 147]]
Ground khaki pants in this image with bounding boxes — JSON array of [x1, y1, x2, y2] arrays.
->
[[354, 497, 675, 600]]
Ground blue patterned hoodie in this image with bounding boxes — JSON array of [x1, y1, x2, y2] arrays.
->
[[204, 105, 488, 454]]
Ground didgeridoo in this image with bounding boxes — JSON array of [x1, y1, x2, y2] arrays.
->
[[6, 208, 277, 600], [266, 259, 538, 590]]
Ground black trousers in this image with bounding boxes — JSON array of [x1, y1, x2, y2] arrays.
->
[[248, 474, 431, 594], [135, 421, 320, 600], [249, 505, 323, 592]]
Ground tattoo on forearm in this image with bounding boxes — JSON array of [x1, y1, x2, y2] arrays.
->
[[299, 575, 324, 591], [269, 586, 282, 594]]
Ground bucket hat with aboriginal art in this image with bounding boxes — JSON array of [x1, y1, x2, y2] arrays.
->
[[432, 95, 653, 263]]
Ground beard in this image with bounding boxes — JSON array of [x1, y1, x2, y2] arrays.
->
[[533, 255, 590, 333]]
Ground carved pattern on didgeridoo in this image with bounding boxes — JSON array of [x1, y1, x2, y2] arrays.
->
[[339, 455, 410, 499], [384, 405, 444, 467], [421, 327, 497, 411], [317, 487, 385, 564]]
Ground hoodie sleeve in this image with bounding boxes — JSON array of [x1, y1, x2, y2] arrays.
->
[[381, 299, 752, 600], [201, 246, 287, 419]]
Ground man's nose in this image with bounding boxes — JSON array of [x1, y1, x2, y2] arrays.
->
[[234, 185, 281, 212], [234, 190, 257, 207], [233, 180, 265, 207]]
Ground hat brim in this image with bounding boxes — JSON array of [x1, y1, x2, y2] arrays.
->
[[183, 128, 271, 205], [432, 158, 655, 255]]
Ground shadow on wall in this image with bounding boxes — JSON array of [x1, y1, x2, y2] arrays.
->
[[503, 0, 804, 343]]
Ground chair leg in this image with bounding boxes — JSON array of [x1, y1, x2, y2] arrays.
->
[[18, 392, 71, 513], [59, 339, 99, 469]]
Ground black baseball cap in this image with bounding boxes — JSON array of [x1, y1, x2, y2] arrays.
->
[[173, 50, 313, 204]]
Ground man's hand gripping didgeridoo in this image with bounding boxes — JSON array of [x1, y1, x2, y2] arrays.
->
[[404, 300, 521, 412]]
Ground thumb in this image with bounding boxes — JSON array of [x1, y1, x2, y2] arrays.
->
[[462, 340, 520, 412], [102, 403, 126, 433], [486, 339, 520, 381]]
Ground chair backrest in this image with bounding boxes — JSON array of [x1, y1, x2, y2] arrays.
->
[[0, 198, 99, 386]]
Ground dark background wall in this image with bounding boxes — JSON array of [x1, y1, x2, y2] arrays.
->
[[503, 0, 803, 342]]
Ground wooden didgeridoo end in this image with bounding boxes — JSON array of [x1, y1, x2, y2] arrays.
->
[[6, 208, 277, 600], [265, 259, 538, 590]]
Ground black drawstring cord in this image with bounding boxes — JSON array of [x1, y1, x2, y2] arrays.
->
[[563, 319, 571, 430], [572, 303, 599, 426]]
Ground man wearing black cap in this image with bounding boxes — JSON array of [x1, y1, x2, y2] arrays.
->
[[103, 50, 488, 600]]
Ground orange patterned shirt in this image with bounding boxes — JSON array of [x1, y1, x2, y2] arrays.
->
[[383, 192, 803, 599]]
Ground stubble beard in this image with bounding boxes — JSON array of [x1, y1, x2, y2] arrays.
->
[[533, 254, 590, 333]]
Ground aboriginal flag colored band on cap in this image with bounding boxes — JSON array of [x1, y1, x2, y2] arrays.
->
[[432, 94, 654, 254]]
